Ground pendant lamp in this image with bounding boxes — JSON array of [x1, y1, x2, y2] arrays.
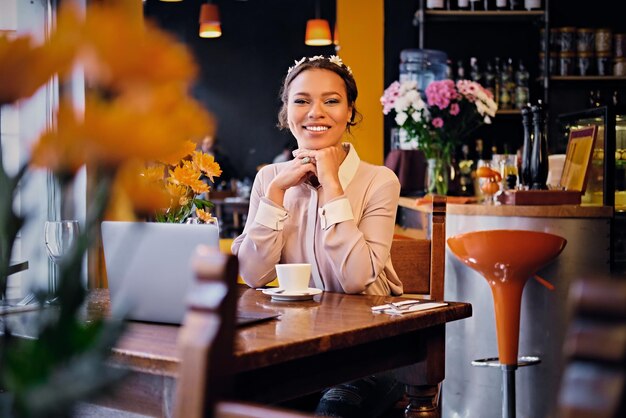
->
[[305, 0, 331, 46], [199, 1, 221, 38]]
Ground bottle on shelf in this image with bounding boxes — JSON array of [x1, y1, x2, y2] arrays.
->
[[426, 0, 446, 10], [520, 104, 533, 189], [475, 138, 489, 198], [524, 0, 542, 11], [529, 101, 548, 190], [457, 0, 470, 10], [456, 59, 467, 81], [470, 57, 483, 84], [514, 59, 530, 109], [493, 57, 502, 106], [458, 144, 475, 196], [496, 0, 508, 11], [483, 0, 496, 11], [499, 57, 514, 110], [469, 0, 485, 11], [509, 0, 524, 10], [446, 59, 454, 80], [483, 61, 496, 98]]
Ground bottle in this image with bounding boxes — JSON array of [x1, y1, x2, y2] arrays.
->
[[493, 57, 502, 106], [514, 59, 530, 109], [456, 59, 467, 81], [530, 101, 548, 190], [470, 57, 482, 84], [458, 144, 475, 196], [520, 104, 533, 189], [457, 0, 470, 10], [524, 0, 542, 11], [427, 0, 446, 10], [483, 61, 496, 98], [509, 0, 524, 10], [499, 58, 513, 110], [469, 0, 484, 11], [496, 0, 508, 10], [446, 59, 454, 80], [483, 0, 496, 10]]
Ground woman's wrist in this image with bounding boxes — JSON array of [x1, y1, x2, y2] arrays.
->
[[267, 181, 286, 207]]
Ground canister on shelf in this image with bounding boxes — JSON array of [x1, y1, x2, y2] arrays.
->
[[614, 33, 626, 57], [614, 57, 626, 76], [595, 28, 613, 53], [559, 51, 575, 76], [576, 28, 595, 53], [577, 52, 595, 76], [597, 51, 612, 76], [539, 52, 559, 77], [558, 27, 577, 53]]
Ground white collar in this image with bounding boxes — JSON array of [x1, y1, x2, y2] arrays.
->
[[338, 142, 359, 190]]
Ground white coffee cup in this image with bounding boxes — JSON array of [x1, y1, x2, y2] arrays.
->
[[275, 263, 311, 292]]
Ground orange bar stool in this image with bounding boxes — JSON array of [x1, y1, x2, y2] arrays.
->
[[447, 230, 566, 418]]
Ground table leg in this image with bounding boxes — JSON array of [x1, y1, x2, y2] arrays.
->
[[394, 325, 445, 418]]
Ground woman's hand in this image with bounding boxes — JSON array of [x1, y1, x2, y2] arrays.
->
[[295, 144, 347, 204], [267, 154, 316, 206]]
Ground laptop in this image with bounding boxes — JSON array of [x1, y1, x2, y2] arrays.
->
[[102, 221, 220, 325]]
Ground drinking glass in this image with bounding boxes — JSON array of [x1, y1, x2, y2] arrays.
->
[[44, 220, 80, 295]]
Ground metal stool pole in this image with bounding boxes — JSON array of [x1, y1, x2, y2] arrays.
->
[[502, 365, 517, 418]]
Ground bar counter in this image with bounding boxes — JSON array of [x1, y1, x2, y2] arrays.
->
[[396, 196, 613, 417]]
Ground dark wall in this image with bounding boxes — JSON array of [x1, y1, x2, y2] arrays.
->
[[144, 0, 335, 180]]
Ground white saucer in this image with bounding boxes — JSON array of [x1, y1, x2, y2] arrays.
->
[[262, 288, 322, 301]]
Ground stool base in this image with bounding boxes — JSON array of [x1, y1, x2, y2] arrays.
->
[[471, 356, 541, 368]]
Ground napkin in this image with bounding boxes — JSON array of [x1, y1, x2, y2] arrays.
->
[[371, 299, 448, 315]]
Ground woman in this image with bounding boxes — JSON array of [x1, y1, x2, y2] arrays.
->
[[232, 55, 403, 417], [232, 55, 402, 297]]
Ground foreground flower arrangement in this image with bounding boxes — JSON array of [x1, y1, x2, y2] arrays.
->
[[381, 78, 497, 194], [0, 3, 212, 416]]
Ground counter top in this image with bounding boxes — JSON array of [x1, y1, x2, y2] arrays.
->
[[398, 197, 613, 218]]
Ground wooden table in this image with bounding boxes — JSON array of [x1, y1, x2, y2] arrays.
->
[[83, 288, 471, 416]]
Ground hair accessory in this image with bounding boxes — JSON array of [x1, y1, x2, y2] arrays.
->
[[287, 55, 353, 76]]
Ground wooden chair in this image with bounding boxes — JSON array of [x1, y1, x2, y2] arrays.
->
[[390, 195, 446, 300], [389, 195, 447, 417], [174, 247, 311, 418], [557, 276, 626, 418]]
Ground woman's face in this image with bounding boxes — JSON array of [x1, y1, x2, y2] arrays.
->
[[286, 69, 352, 150]]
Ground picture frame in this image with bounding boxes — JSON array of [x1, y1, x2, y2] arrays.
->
[[560, 125, 597, 192]]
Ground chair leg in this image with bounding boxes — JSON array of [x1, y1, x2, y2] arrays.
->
[[403, 384, 440, 418]]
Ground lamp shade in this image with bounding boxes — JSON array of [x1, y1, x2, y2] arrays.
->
[[305, 19, 332, 46], [199, 22, 222, 38], [199, 4, 221, 38]]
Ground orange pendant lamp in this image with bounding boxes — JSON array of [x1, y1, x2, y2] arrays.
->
[[305, 0, 331, 46], [199, 1, 221, 39]]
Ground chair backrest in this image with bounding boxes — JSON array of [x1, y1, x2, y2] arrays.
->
[[174, 247, 311, 418], [557, 276, 626, 418], [390, 195, 446, 300]]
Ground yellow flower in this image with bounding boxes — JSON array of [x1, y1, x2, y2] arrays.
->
[[196, 208, 217, 224], [159, 141, 198, 167], [192, 151, 222, 183], [165, 183, 188, 209], [112, 160, 171, 218]]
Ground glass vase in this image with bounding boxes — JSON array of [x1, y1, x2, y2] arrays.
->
[[426, 158, 450, 196]]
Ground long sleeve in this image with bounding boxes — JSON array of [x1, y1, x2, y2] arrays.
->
[[317, 171, 401, 294], [231, 168, 287, 287]]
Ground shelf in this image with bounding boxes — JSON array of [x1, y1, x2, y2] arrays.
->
[[550, 76, 626, 82], [497, 109, 522, 115], [423, 10, 545, 23]]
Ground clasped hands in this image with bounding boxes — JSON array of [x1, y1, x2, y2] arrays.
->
[[267, 143, 348, 206]]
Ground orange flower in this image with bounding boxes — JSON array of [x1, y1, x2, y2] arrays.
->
[[78, 3, 197, 92], [192, 151, 222, 183], [196, 208, 217, 224], [113, 160, 171, 217], [0, 33, 75, 105], [159, 141, 197, 167], [169, 162, 210, 195]]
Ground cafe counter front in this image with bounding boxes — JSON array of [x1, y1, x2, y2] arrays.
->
[[397, 198, 613, 418]]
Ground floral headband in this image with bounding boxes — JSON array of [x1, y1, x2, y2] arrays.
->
[[287, 55, 353, 76]]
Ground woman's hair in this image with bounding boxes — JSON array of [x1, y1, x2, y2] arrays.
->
[[277, 55, 362, 132]]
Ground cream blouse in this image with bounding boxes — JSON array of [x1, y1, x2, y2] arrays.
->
[[231, 144, 402, 296]]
